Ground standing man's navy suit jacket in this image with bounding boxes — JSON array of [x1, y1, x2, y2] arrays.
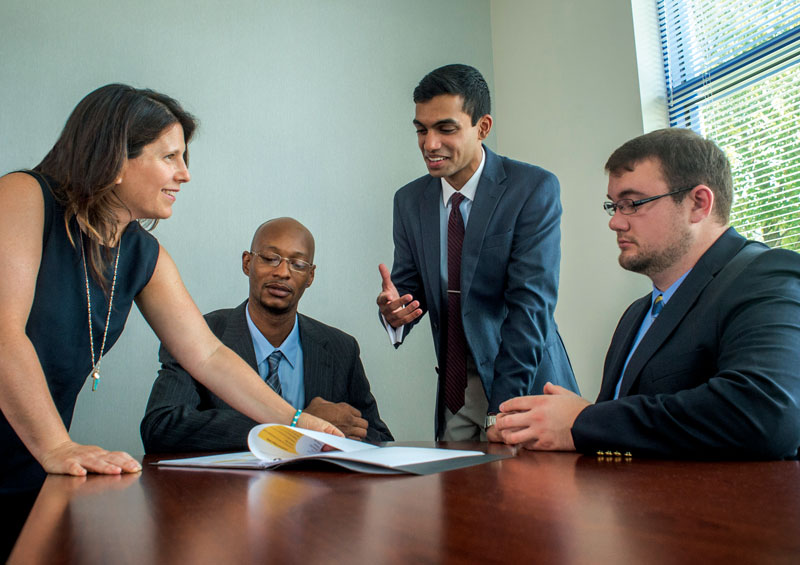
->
[[390, 146, 578, 430], [142, 302, 393, 452], [573, 228, 800, 459]]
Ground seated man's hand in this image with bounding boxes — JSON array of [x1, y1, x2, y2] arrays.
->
[[496, 383, 591, 451], [304, 397, 369, 441]]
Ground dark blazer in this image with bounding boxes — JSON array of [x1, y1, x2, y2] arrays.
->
[[141, 302, 393, 452], [572, 228, 800, 459], [390, 146, 577, 426]]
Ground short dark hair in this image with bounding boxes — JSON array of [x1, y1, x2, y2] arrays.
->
[[604, 128, 733, 223], [413, 64, 491, 125]]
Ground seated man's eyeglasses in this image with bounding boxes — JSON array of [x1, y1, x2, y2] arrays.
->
[[250, 251, 312, 273], [603, 187, 693, 216]]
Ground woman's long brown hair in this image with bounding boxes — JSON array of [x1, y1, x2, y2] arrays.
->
[[34, 84, 197, 291]]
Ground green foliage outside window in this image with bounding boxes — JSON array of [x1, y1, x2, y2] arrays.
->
[[660, 0, 800, 251], [706, 64, 800, 250]]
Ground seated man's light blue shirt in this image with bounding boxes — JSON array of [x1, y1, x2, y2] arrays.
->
[[245, 303, 305, 409], [613, 270, 692, 399]]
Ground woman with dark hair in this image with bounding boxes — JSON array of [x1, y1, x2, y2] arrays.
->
[[0, 84, 340, 556]]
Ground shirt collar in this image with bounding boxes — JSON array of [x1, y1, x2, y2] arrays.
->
[[652, 269, 692, 308], [440, 146, 485, 207], [245, 302, 300, 369]]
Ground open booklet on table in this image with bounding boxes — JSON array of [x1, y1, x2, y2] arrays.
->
[[153, 424, 509, 475]]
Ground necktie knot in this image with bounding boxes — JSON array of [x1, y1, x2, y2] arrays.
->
[[651, 294, 664, 317], [450, 192, 465, 209]]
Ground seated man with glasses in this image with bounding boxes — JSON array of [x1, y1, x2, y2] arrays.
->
[[495, 128, 800, 460], [141, 217, 392, 451]]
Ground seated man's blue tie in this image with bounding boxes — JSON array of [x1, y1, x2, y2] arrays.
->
[[652, 294, 664, 317], [266, 350, 283, 396]]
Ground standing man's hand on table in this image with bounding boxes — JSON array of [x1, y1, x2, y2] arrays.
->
[[304, 397, 368, 440], [377, 263, 422, 328], [485, 424, 504, 443]]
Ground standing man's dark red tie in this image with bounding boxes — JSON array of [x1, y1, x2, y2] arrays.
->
[[445, 192, 468, 413]]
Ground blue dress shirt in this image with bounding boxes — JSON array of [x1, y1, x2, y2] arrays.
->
[[613, 269, 692, 399], [245, 304, 305, 409]]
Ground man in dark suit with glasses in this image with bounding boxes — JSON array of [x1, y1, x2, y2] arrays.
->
[[496, 128, 800, 460], [142, 217, 392, 451]]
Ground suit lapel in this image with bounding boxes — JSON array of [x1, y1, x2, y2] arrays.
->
[[598, 296, 650, 401], [299, 315, 333, 401], [617, 228, 747, 397], [461, 147, 506, 300], [419, 177, 443, 315], [221, 301, 258, 370]]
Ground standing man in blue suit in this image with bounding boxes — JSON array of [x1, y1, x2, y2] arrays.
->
[[377, 64, 577, 441], [497, 129, 800, 459]]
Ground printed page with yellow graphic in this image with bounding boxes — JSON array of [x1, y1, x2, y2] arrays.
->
[[248, 424, 375, 461]]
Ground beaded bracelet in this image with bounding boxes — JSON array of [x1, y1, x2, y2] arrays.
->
[[290, 409, 302, 427]]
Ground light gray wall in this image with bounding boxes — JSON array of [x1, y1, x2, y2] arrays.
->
[[490, 0, 651, 399], [1, 0, 653, 455]]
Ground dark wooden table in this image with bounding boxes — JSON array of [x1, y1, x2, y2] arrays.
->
[[9, 442, 800, 564]]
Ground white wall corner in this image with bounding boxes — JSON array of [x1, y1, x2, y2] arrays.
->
[[632, 0, 669, 131]]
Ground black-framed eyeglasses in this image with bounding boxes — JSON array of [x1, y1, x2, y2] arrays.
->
[[603, 187, 693, 217], [250, 251, 313, 273]]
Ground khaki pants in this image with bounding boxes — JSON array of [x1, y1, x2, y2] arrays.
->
[[442, 358, 488, 441]]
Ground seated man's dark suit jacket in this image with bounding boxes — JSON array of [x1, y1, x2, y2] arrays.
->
[[572, 228, 800, 459], [141, 301, 393, 452], [390, 146, 577, 434]]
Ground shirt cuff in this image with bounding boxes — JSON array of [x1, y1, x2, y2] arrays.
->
[[381, 314, 404, 345]]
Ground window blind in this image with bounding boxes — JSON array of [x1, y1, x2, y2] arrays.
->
[[658, 0, 800, 250]]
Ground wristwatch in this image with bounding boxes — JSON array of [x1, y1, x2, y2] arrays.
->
[[484, 414, 497, 430]]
